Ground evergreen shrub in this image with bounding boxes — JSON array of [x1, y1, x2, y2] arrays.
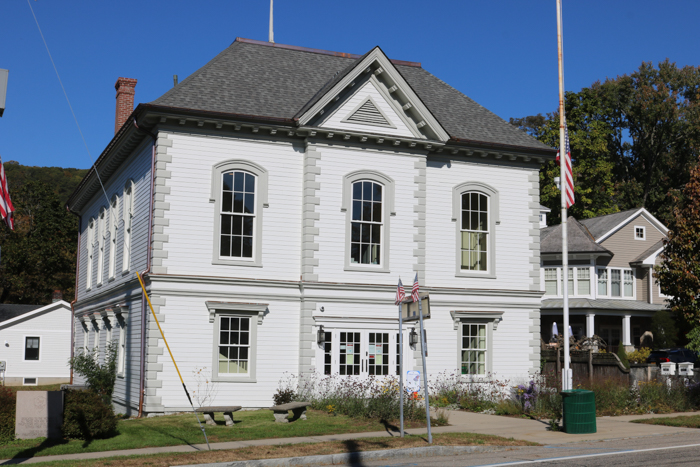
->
[[62, 389, 118, 440]]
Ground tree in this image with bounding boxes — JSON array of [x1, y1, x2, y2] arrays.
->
[[656, 157, 700, 349], [0, 180, 77, 303], [512, 60, 700, 226], [649, 310, 679, 350]]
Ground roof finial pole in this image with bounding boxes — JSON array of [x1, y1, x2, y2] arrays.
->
[[269, 0, 274, 43]]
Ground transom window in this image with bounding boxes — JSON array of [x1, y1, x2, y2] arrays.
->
[[218, 316, 250, 375], [460, 192, 488, 271], [24, 337, 40, 361], [461, 324, 486, 375], [350, 181, 382, 265], [220, 171, 256, 259]]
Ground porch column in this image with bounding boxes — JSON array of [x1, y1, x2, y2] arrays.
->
[[622, 314, 633, 350], [586, 313, 595, 338]]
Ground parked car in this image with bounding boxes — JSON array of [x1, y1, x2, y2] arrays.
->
[[647, 348, 698, 365]]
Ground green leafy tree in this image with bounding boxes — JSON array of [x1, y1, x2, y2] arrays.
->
[[649, 310, 679, 350], [0, 180, 77, 303], [69, 342, 118, 404], [656, 157, 700, 350], [512, 60, 700, 226]]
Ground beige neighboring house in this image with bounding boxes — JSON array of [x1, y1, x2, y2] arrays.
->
[[0, 300, 72, 386], [540, 208, 669, 352]]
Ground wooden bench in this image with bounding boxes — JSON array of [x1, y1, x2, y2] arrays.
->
[[269, 401, 311, 423], [194, 406, 242, 426]]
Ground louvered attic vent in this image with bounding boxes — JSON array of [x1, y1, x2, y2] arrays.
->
[[345, 98, 392, 127]]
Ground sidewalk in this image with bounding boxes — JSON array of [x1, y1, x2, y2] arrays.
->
[[1, 410, 698, 465]]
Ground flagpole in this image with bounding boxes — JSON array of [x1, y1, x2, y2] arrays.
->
[[556, 0, 572, 392], [418, 297, 432, 444], [398, 300, 404, 437]]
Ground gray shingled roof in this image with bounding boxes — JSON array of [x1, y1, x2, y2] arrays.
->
[[542, 298, 666, 312], [150, 39, 552, 152], [631, 239, 665, 264], [0, 304, 42, 324], [540, 217, 611, 255], [579, 209, 640, 240]]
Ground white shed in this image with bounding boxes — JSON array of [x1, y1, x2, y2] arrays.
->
[[0, 300, 72, 386]]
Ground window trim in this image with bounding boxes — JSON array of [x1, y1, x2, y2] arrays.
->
[[86, 217, 95, 291], [108, 195, 118, 281], [450, 311, 501, 378], [97, 207, 106, 286], [206, 301, 267, 383], [452, 182, 499, 279], [341, 170, 395, 273], [24, 336, 41, 362], [634, 226, 646, 241], [210, 160, 268, 267], [122, 180, 134, 273]]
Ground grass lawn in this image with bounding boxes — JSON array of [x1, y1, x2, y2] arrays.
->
[[631, 415, 700, 428], [4, 432, 537, 467], [6, 384, 63, 393], [0, 409, 434, 460]]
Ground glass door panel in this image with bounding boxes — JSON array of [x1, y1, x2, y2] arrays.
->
[[339, 332, 361, 375], [368, 332, 390, 376]]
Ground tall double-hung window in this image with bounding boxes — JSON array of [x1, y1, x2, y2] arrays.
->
[[220, 171, 256, 259], [108, 195, 118, 280], [97, 207, 106, 285], [342, 171, 395, 273], [350, 180, 382, 265], [86, 218, 95, 290], [460, 192, 488, 271], [452, 182, 499, 278], [122, 181, 134, 273], [210, 160, 268, 267]]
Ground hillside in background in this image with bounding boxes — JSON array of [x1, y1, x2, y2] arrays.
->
[[3, 161, 88, 205]]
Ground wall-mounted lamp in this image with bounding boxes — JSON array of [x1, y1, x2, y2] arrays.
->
[[317, 325, 326, 345], [409, 328, 418, 346]]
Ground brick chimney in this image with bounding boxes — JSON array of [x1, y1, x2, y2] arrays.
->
[[114, 77, 137, 134], [52, 290, 63, 303]]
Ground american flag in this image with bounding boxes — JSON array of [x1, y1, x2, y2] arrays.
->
[[411, 273, 419, 302], [394, 278, 405, 306], [0, 157, 14, 230], [556, 127, 575, 208]]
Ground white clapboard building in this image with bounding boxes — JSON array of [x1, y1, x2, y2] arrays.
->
[[66, 38, 555, 415]]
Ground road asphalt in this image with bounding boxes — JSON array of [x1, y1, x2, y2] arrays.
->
[[1, 409, 698, 465]]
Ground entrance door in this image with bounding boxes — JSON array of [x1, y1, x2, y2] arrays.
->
[[321, 329, 403, 378]]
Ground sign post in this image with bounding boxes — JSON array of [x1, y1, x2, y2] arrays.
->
[[398, 301, 404, 437]]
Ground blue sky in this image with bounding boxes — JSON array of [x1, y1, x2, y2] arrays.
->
[[1, 0, 698, 169]]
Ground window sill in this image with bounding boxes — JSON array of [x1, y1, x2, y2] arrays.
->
[[455, 270, 496, 279], [212, 258, 262, 267], [212, 376, 257, 383], [344, 265, 390, 273]]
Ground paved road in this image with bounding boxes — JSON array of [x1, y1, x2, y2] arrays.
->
[[365, 431, 700, 466]]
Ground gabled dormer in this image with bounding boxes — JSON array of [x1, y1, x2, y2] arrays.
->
[[296, 47, 449, 142]]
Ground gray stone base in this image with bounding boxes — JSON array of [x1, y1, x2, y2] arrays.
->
[[15, 391, 63, 439]]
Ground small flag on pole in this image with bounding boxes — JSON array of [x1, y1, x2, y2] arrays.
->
[[395, 278, 405, 306], [556, 127, 575, 208], [0, 156, 14, 230], [411, 274, 419, 302]]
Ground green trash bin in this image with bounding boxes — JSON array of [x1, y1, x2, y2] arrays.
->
[[560, 389, 596, 434]]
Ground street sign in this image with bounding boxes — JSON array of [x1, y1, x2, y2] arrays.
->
[[401, 293, 430, 321]]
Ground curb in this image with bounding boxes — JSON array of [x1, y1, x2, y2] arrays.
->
[[177, 445, 522, 467]]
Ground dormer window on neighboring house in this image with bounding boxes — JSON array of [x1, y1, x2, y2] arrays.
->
[[635, 226, 645, 240]]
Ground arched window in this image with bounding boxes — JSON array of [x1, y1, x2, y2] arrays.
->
[[97, 207, 106, 285], [350, 180, 383, 265], [122, 181, 134, 273], [86, 217, 95, 290], [452, 182, 499, 278], [341, 170, 395, 273], [108, 195, 118, 280], [210, 160, 268, 267], [460, 192, 488, 271], [220, 170, 256, 258]]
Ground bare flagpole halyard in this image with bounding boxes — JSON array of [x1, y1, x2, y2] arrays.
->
[[137, 272, 211, 450], [556, 0, 574, 391]]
